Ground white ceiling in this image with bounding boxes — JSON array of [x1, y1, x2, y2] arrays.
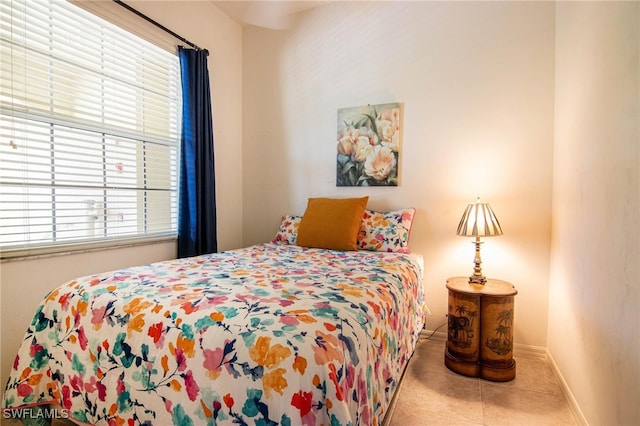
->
[[211, 1, 326, 29]]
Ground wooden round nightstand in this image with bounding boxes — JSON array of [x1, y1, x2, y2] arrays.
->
[[444, 276, 517, 382]]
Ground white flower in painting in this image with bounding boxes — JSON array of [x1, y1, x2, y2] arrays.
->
[[364, 145, 396, 181], [338, 126, 378, 161], [375, 108, 400, 151], [353, 137, 373, 162], [337, 126, 357, 156], [359, 127, 379, 147], [353, 128, 378, 162]]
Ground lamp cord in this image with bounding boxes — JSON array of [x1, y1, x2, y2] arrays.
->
[[421, 320, 448, 340]]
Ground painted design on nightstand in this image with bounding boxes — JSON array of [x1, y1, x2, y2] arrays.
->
[[448, 304, 478, 348], [485, 308, 514, 355]]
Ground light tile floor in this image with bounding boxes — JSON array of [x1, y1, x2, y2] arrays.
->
[[389, 336, 578, 426]]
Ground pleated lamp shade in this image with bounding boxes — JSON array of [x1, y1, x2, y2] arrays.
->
[[457, 198, 503, 237]]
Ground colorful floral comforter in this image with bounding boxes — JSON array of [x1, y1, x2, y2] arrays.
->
[[3, 244, 425, 425]]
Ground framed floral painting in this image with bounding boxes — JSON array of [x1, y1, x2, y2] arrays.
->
[[336, 102, 401, 186]]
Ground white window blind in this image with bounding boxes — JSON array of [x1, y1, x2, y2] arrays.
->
[[0, 0, 180, 258]]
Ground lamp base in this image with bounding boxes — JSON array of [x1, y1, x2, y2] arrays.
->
[[468, 275, 487, 285], [469, 238, 486, 285]]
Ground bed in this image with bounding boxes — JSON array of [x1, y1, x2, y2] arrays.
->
[[2, 241, 425, 425]]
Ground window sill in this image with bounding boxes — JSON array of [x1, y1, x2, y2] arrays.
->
[[1, 236, 177, 263]]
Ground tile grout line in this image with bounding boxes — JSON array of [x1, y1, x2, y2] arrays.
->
[[479, 379, 488, 426]]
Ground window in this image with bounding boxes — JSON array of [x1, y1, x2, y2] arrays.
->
[[0, 0, 180, 258]]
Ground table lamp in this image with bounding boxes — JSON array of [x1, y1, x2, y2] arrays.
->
[[456, 197, 503, 284]]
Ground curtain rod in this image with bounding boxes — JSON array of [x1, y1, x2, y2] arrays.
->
[[112, 0, 208, 55]]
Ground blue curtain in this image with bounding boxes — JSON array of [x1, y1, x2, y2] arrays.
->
[[177, 47, 217, 258]]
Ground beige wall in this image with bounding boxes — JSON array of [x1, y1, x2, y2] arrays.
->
[[550, 2, 640, 424], [242, 1, 556, 349], [0, 1, 244, 392], [3, 2, 638, 424]]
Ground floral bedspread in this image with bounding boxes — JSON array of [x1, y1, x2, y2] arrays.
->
[[3, 244, 425, 425]]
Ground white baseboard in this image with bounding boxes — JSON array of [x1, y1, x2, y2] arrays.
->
[[513, 342, 546, 358], [545, 350, 589, 426]]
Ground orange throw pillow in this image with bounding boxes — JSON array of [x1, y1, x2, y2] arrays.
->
[[296, 197, 369, 251]]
